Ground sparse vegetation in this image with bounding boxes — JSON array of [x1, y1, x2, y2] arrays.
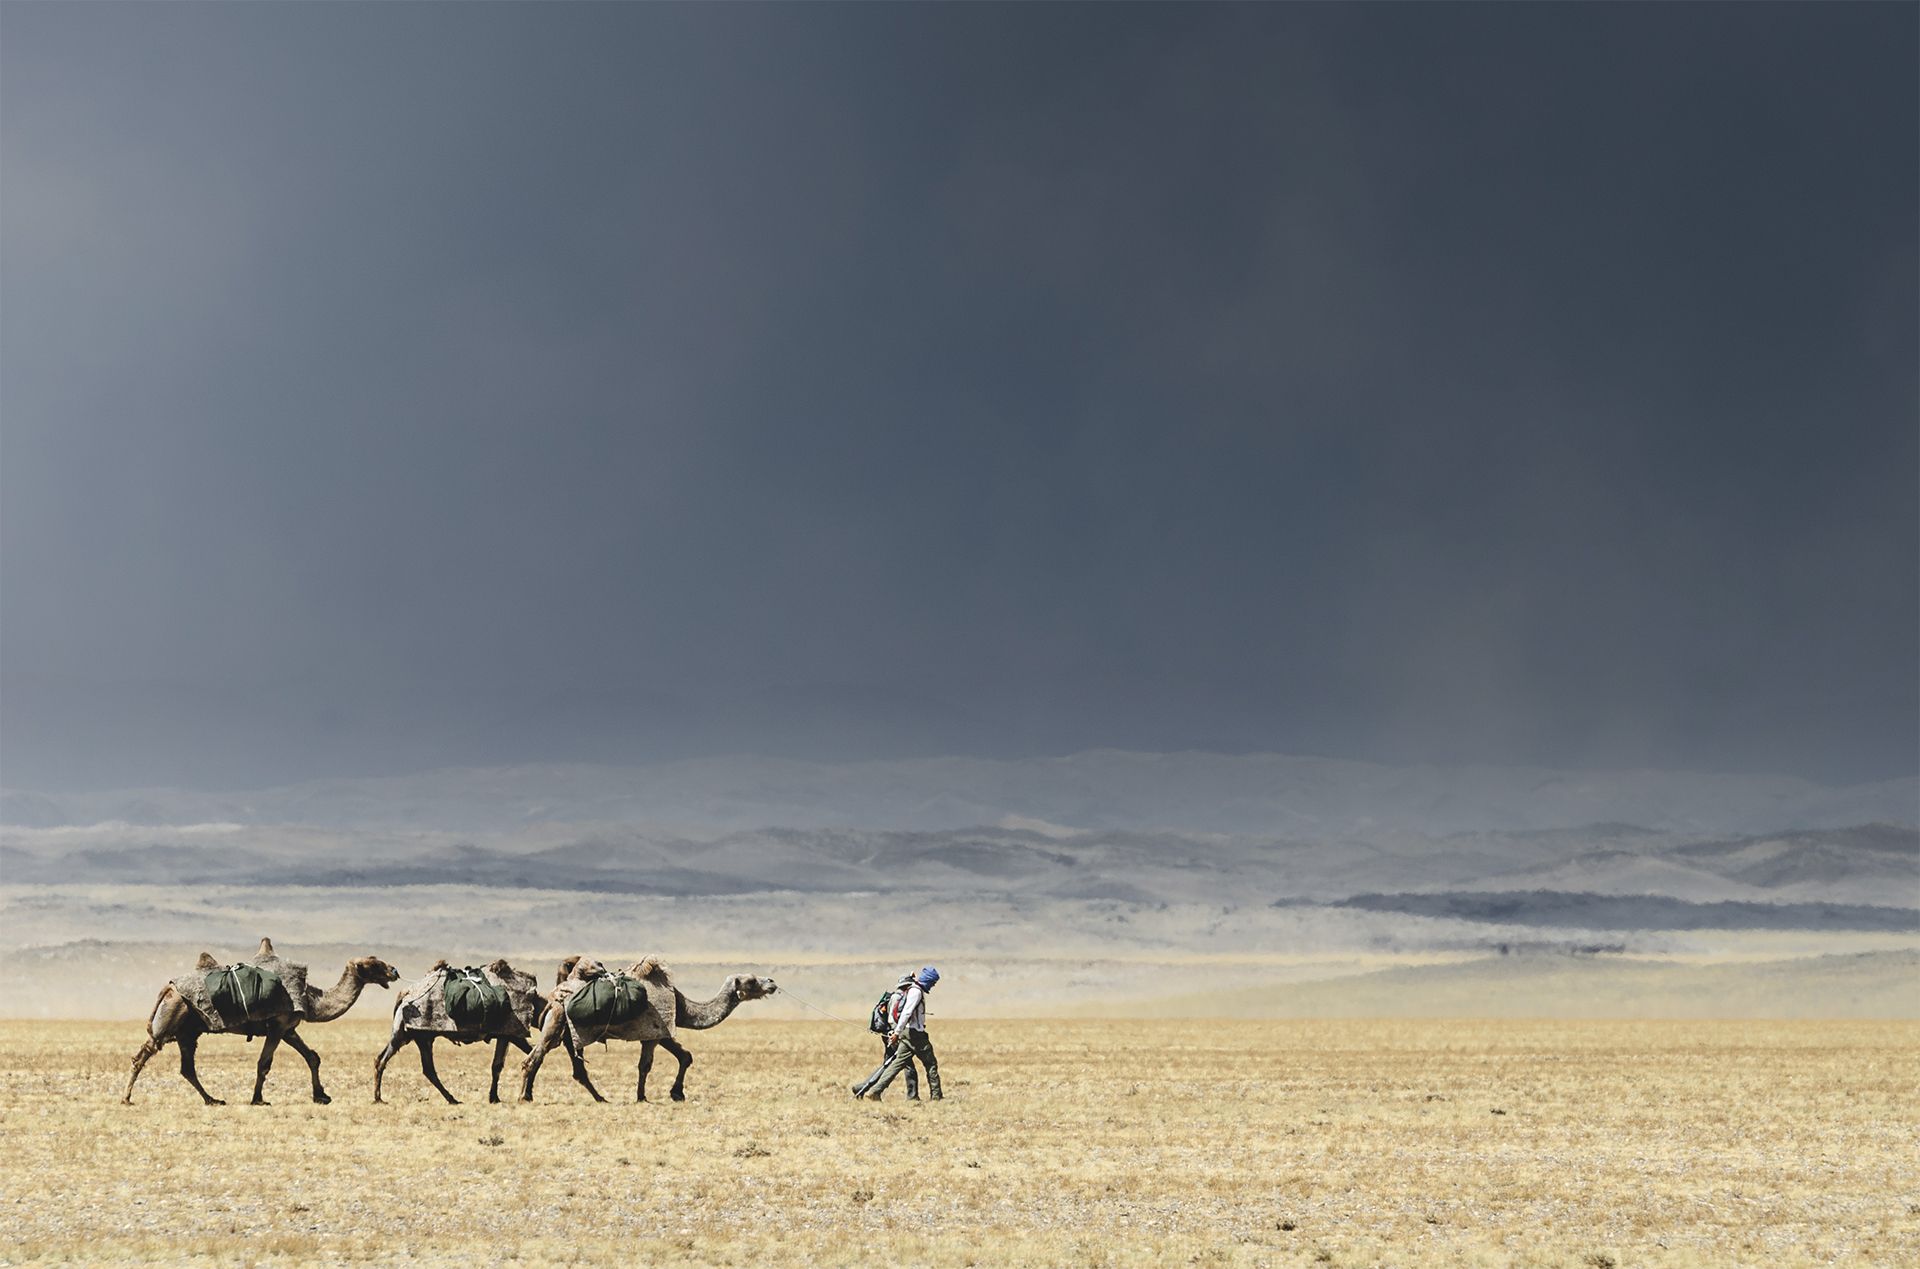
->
[[2, 1017, 1914, 1264]]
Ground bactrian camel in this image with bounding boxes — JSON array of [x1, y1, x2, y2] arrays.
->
[[519, 956, 777, 1102], [124, 938, 400, 1105], [374, 958, 552, 1104]]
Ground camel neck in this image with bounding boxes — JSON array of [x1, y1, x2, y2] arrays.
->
[[306, 965, 365, 1022], [677, 980, 740, 1030]]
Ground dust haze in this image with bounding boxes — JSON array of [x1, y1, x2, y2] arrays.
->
[[4, 753, 1913, 1019]]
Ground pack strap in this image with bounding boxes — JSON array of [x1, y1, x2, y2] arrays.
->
[[215, 965, 253, 1015]]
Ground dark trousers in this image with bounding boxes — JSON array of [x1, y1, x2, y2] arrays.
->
[[869, 1029, 940, 1099], [855, 1035, 919, 1099]]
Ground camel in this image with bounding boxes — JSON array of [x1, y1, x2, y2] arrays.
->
[[519, 955, 777, 1103], [124, 938, 400, 1106], [374, 958, 551, 1104]]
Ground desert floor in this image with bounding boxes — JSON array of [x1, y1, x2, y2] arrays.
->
[[1, 1019, 1916, 1266]]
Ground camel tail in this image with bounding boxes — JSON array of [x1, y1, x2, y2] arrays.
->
[[145, 986, 172, 1041]]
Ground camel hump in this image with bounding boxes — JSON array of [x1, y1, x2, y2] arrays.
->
[[257, 937, 275, 958], [194, 952, 219, 972], [631, 956, 672, 986], [429, 958, 449, 973], [486, 957, 513, 977], [556, 954, 582, 985]]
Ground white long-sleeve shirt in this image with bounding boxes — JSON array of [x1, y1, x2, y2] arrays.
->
[[890, 983, 927, 1036]]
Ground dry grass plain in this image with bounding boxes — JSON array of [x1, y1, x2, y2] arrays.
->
[[2, 1019, 1916, 1266]]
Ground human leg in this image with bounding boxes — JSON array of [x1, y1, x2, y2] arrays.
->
[[908, 1030, 940, 1099]]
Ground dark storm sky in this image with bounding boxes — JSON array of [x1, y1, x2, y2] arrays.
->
[[2, 4, 1914, 791]]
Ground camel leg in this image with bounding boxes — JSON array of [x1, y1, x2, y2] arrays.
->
[[660, 1035, 693, 1102], [519, 1007, 566, 1102], [567, 1035, 607, 1103], [415, 1036, 459, 1104], [373, 1029, 406, 1104], [554, 1018, 606, 1102], [251, 1026, 284, 1105], [637, 1041, 654, 1102], [489, 1037, 529, 1103], [128, 986, 192, 1105], [521, 1008, 606, 1103], [125, 1037, 162, 1105], [281, 1028, 330, 1104], [177, 1032, 224, 1105]]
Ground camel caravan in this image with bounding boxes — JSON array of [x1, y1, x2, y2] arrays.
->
[[124, 939, 778, 1106]]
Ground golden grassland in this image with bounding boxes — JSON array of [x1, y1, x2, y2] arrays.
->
[[1, 1018, 1916, 1266]]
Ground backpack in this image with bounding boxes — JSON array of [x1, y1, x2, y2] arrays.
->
[[442, 967, 512, 1033], [868, 989, 896, 1034], [205, 962, 290, 1027], [566, 973, 649, 1036]]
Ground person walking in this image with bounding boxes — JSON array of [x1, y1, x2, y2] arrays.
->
[[862, 965, 940, 1101], [851, 973, 918, 1100]]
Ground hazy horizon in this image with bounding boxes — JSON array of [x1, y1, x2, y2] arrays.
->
[[5, 743, 1919, 805]]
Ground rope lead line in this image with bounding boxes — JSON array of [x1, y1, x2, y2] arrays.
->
[[776, 986, 860, 1027]]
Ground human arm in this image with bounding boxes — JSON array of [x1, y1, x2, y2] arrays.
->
[[888, 984, 923, 1040]]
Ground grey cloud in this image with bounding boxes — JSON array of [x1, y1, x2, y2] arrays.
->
[[2, 4, 1913, 790]]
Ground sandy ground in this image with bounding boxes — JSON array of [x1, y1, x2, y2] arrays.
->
[[2, 1018, 1915, 1265]]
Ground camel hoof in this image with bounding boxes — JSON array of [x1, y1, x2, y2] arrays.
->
[[313, 1092, 332, 1105], [251, 1099, 269, 1106], [670, 1090, 686, 1102]]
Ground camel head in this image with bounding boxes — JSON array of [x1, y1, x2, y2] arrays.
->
[[733, 975, 777, 1002], [352, 957, 402, 989]]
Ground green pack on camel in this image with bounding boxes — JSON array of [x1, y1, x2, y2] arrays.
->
[[441, 968, 513, 1034], [565, 973, 649, 1039], [204, 962, 294, 1029]]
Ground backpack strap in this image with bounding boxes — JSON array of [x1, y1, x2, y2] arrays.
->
[[211, 965, 249, 1015]]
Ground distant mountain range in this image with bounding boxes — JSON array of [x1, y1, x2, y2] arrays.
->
[[4, 751, 1915, 836], [1322, 890, 1919, 933], [6, 754, 1914, 934], [4, 817, 1914, 929]]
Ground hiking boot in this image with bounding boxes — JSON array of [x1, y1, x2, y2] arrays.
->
[[862, 1090, 882, 1101], [850, 1083, 866, 1098]]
